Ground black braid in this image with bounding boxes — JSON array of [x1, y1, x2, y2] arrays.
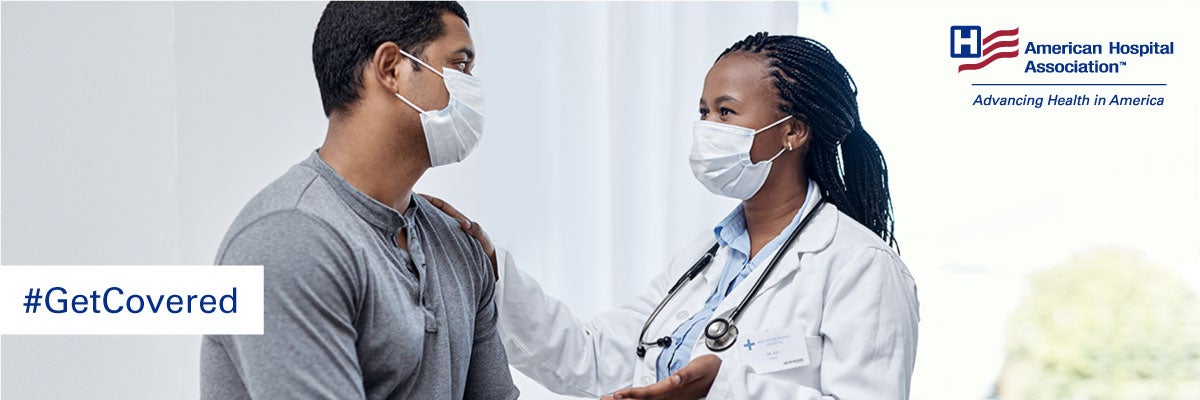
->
[[720, 33, 896, 247]]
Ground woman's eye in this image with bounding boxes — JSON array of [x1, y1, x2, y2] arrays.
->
[[719, 107, 734, 116], [699, 109, 709, 117], [455, 62, 469, 72]]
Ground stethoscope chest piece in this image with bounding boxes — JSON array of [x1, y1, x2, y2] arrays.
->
[[704, 317, 738, 352], [635, 199, 826, 357]]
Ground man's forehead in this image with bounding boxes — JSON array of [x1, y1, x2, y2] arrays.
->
[[438, 12, 473, 47]]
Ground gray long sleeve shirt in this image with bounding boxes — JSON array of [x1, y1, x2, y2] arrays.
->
[[200, 151, 518, 400]]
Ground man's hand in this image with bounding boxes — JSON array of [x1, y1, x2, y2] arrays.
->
[[421, 194, 497, 278], [601, 355, 722, 400]]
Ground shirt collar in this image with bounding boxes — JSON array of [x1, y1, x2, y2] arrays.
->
[[302, 150, 413, 233], [713, 205, 748, 251], [712, 179, 823, 258]]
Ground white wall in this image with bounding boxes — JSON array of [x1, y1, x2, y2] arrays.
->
[[2, 3, 197, 399], [0, 2, 329, 399]]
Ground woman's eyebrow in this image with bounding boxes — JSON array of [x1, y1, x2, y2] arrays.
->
[[714, 95, 739, 105]]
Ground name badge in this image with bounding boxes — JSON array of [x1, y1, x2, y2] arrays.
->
[[738, 326, 809, 374]]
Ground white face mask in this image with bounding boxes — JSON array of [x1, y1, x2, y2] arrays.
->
[[689, 115, 793, 200], [394, 49, 485, 167]]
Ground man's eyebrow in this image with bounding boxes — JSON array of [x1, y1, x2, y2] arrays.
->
[[454, 47, 475, 60]]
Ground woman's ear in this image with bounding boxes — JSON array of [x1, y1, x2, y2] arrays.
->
[[784, 119, 811, 152]]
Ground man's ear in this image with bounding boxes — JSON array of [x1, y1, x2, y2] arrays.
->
[[371, 42, 409, 94], [784, 118, 811, 152]]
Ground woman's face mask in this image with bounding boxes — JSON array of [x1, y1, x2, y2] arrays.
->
[[688, 115, 792, 200], [393, 49, 486, 168]]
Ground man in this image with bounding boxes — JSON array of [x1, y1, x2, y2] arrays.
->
[[200, 2, 517, 399]]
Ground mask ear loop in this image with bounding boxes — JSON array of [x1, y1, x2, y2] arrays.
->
[[394, 48, 449, 114], [765, 146, 788, 162], [752, 115, 794, 135], [397, 48, 446, 79], [760, 115, 796, 162], [394, 93, 427, 114]]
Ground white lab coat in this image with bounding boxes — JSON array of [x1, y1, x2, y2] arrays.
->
[[494, 194, 919, 399]]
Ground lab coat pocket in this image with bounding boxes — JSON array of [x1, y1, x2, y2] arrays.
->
[[738, 326, 823, 376], [742, 332, 823, 391]]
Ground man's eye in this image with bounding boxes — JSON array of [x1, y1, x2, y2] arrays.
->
[[699, 109, 709, 117], [455, 62, 469, 71], [720, 108, 734, 116]]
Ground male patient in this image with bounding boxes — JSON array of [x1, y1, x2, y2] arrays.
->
[[200, 2, 517, 399]]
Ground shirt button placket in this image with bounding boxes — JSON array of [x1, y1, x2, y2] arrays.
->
[[405, 223, 438, 334]]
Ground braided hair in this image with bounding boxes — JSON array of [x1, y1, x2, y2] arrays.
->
[[720, 32, 896, 247]]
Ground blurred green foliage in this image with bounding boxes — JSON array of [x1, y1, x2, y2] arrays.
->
[[998, 248, 1200, 400]]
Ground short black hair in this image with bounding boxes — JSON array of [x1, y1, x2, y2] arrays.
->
[[312, 1, 469, 117]]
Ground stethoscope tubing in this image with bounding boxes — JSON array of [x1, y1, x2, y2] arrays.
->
[[636, 199, 827, 356]]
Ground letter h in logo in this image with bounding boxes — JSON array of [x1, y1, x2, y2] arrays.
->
[[950, 26, 981, 58]]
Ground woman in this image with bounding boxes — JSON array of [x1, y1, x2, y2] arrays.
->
[[430, 33, 918, 399]]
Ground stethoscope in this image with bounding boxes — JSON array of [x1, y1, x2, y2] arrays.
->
[[636, 199, 826, 358]]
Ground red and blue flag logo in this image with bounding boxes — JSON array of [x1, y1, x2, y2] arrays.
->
[[951, 26, 1020, 72]]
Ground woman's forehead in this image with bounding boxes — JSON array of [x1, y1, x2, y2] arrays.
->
[[704, 53, 774, 97]]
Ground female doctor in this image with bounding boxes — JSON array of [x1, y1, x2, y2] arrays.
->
[[430, 33, 918, 399]]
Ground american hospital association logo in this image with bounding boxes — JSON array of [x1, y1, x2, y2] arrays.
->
[[948, 24, 1175, 109], [951, 26, 1020, 72]]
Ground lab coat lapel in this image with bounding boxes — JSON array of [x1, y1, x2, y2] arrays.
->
[[639, 241, 730, 375], [645, 240, 730, 343], [709, 202, 839, 323]]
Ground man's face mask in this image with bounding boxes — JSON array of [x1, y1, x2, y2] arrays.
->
[[393, 49, 485, 167]]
